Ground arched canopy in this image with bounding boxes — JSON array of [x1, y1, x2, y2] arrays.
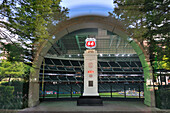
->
[[37, 15, 131, 58], [29, 15, 155, 107]]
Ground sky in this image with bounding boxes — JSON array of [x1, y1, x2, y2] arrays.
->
[[60, 0, 114, 18], [0, 0, 115, 18]]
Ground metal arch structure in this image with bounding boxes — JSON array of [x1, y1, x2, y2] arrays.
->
[[28, 15, 155, 107], [46, 28, 136, 56]]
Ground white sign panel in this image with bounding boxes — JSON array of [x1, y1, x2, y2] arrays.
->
[[85, 38, 96, 49]]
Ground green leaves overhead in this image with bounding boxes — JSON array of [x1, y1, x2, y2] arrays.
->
[[0, 42, 24, 62], [155, 55, 170, 70], [142, 0, 170, 65], [111, 0, 169, 71], [0, 0, 69, 61], [111, 0, 147, 42]]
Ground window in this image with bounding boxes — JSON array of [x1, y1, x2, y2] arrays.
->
[[89, 81, 93, 87]]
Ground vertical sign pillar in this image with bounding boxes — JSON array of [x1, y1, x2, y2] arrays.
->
[[83, 49, 99, 96], [77, 38, 102, 106]]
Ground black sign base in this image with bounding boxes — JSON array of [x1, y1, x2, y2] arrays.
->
[[77, 96, 103, 106]]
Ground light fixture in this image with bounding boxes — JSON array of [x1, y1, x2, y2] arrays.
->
[[108, 54, 111, 57], [115, 54, 119, 56], [52, 35, 56, 39], [122, 54, 125, 57], [128, 54, 130, 56], [69, 55, 71, 57], [100, 54, 103, 57], [127, 37, 133, 41], [78, 54, 80, 56]]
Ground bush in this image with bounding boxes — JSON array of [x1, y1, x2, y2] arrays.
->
[[0, 81, 9, 86], [155, 88, 170, 109], [0, 86, 14, 109], [11, 80, 24, 95], [0, 80, 29, 109]]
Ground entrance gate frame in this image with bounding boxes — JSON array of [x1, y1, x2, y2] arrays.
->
[[28, 15, 155, 107]]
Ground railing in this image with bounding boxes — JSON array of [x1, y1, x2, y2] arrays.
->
[[39, 82, 144, 100]]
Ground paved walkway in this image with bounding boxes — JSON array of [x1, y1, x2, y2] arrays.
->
[[0, 101, 170, 113], [18, 101, 170, 113]]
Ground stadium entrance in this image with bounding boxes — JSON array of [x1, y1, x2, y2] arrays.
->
[[39, 58, 144, 99], [28, 15, 155, 107], [39, 28, 144, 100]]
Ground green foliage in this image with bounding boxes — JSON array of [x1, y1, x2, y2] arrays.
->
[[111, 0, 170, 71], [11, 80, 24, 94], [0, 0, 68, 41], [1, 80, 24, 92], [0, 42, 24, 61], [143, 0, 169, 36], [154, 55, 170, 70], [23, 63, 32, 82], [142, 0, 170, 63], [155, 88, 170, 109], [0, 0, 69, 61], [0, 85, 14, 109], [0, 60, 30, 81], [0, 80, 29, 109], [110, 0, 147, 42]]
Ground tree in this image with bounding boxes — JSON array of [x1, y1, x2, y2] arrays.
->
[[142, 0, 170, 63], [110, 0, 170, 72], [156, 56, 170, 70], [0, 60, 29, 82], [0, 0, 69, 61], [0, 42, 24, 62], [110, 0, 147, 43]]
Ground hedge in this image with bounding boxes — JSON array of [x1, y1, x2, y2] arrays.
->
[[0, 85, 14, 109], [155, 88, 170, 109], [0, 81, 29, 109]]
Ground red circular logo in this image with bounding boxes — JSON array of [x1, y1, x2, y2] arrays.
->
[[89, 75, 93, 78], [88, 62, 93, 68]]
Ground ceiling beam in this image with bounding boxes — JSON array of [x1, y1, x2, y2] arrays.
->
[[75, 35, 82, 53], [109, 35, 117, 48], [51, 46, 60, 55], [116, 36, 121, 48], [109, 36, 113, 48], [124, 42, 128, 48], [55, 40, 67, 54], [59, 40, 67, 54]]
